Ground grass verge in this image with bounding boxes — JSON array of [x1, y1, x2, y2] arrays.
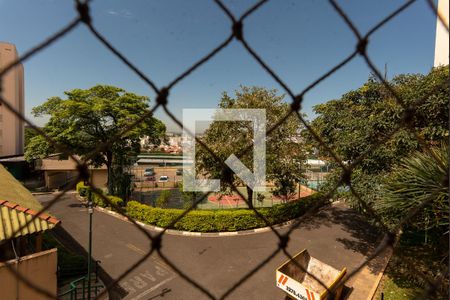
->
[[374, 231, 448, 300]]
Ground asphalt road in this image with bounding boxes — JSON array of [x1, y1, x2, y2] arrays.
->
[[36, 193, 380, 300]]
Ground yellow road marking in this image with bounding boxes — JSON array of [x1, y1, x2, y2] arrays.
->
[[126, 243, 146, 255], [125, 243, 172, 272]]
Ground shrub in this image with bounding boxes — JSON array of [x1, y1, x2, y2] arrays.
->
[[93, 193, 124, 209], [76, 182, 124, 210], [155, 190, 171, 208], [92, 190, 104, 206], [126, 193, 326, 232], [107, 195, 124, 207], [76, 182, 89, 197], [76, 181, 84, 192]]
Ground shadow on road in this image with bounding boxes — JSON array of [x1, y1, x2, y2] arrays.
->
[[148, 288, 172, 299], [68, 203, 85, 208], [52, 226, 128, 300], [293, 202, 384, 274]]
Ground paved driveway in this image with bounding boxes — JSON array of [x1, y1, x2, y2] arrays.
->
[[36, 193, 383, 300]]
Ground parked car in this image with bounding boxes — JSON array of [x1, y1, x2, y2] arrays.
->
[[144, 175, 156, 182], [131, 176, 142, 182], [158, 175, 169, 182], [144, 168, 155, 176], [176, 169, 183, 176]]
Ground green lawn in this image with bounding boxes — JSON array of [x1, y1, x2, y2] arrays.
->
[[374, 231, 448, 300], [376, 276, 421, 300]]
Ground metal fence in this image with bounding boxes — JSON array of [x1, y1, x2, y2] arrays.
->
[[0, 0, 448, 299]]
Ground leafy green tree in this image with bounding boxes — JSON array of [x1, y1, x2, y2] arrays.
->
[[25, 85, 166, 194], [24, 126, 39, 148], [197, 86, 306, 208], [306, 67, 448, 211], [308, 66, 448, 173]]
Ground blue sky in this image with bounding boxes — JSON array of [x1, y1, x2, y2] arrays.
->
[[0, 0, 439, 132]]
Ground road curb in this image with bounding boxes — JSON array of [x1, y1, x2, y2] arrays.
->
[[80, 195, 321, 237], [366, 247, 394, 300], [31, 192, 54, 195], [32, 190, 78, 196]]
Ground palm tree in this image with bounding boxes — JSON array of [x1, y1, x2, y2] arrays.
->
[[376, 143, 448, 236]]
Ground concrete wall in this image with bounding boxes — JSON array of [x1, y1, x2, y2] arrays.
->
[[0, 42, 24, 156], [90, 169, 108, 188], [39, 156, 108, 189], [44, 171, 78, 189], [0, 248, 57, 300], [39, 156, 79, 171], [44, 169, 108, 189], [434, 0, 449, 66]]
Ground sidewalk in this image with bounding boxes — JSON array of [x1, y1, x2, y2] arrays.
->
[[346, 247, 393, 300]]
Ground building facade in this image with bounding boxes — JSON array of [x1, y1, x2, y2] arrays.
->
[[37, 154, 108, 190], [0, 42, 24, 157], [434, 0, 449, 66]]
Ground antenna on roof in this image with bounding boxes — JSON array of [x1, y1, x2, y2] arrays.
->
[[384, 63, 388, 81]]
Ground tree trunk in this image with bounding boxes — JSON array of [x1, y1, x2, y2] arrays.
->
[[105, 151, 113, 194], [246, 185, 254, 209]]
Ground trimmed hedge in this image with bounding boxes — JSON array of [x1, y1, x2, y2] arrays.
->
[[76, 182, 124, 209], [126, 193, 326, 232], [94, 194, 124, 208], [76, 181, 89, 197]]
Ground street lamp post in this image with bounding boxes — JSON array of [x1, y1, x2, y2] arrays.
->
[[87, 189, 93, 300]]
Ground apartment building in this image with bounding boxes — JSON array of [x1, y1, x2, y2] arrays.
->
[[434, 0, 449, 66], [0, 42, 24, 157]]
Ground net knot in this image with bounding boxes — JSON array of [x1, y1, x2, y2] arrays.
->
[[233, 21, 243, 41], [156, 88, 169, 106], [76, 2, 91, 24]]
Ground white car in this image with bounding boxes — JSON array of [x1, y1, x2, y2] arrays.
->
[[158, 175, 169, 182], [144, 168, 155, 176]]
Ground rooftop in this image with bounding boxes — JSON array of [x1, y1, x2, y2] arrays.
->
[[0, 164, 60, 241]]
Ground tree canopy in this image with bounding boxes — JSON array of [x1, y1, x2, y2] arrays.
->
[[306, 66, 449, 228], [196, 86, 306, 208], [26, 85, 166, 194], [307, 66, 448, 174]]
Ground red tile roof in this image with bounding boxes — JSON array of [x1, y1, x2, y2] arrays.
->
[[0, 199, 60, 225]]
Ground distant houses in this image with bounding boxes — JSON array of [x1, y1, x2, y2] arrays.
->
[[140, 132, 184, 154]]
